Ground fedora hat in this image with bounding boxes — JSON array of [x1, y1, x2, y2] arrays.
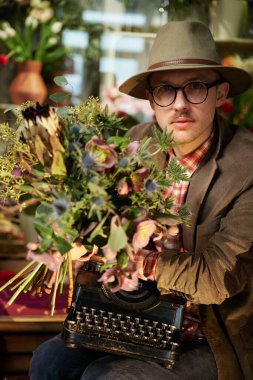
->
[[119, 21, 252, 98]]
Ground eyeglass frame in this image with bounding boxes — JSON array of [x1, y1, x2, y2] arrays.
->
[[148, 79, 223, 107]]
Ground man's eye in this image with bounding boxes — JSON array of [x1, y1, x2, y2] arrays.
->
[[188, 82, 205, 90], [159, 85, 174, 93]]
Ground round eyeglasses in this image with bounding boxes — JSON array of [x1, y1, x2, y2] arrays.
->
[[149, 80, 222, 107]]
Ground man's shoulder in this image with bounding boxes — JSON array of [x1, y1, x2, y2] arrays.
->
[[227, 125, 253, 156], [220, 124, 253, 178], [125, 122, 155, 140]]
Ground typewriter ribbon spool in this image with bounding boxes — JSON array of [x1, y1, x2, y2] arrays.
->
[[62, 260, 185, 369]]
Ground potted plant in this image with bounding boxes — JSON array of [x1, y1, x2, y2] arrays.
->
[[0, 0, 66, 104]]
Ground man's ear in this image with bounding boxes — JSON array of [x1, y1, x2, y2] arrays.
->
[[146, 89, 155, 110], [216, 82, 230, 107]]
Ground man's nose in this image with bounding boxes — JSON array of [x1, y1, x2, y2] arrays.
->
[[172, 89, 188, 110]]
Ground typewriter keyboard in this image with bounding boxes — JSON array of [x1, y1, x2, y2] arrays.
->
[[66, 305, 179, 350]]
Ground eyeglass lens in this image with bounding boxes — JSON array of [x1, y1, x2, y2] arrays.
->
[[151, 82, 214, 107]]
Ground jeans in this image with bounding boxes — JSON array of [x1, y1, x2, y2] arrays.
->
[[29, 335, 217, 380]]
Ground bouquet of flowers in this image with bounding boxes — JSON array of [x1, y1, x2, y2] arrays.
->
[[0, 95, 189, 315], [0, 0, 65, 63]]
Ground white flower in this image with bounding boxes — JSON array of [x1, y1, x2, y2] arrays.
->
[[1, 21, 11, 30], [29, 7, 54, 23], [48, 36, 58, 46], [25, 16, 39, 30], [51, 21, 63, 34], [0, 30, 8, 40], [5, 26, 16, 38], [31, 0, 51, 9]]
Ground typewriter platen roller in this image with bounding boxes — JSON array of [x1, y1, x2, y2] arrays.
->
[[62, 261, 185, 369]]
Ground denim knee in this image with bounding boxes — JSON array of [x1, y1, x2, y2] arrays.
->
[[29, 334, 94, 380]]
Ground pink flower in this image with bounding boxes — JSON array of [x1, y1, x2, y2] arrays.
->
[[98, 260, 138, 292], [26, 243, 64, 271], [116, 178, 129, 195], [102, 246, 117, 261], [130, 168, 150, 192], [125, 141, 139, 156], [132, 219, 156, 252], [84, 136, 116, 171]]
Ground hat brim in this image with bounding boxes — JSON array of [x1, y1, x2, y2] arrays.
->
[[119, 65, 252, 99]]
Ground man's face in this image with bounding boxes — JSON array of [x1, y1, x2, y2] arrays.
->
[[147, 69, 229, 156]]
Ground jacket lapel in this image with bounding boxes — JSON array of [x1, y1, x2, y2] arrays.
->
[[183, 117, 226, 252]]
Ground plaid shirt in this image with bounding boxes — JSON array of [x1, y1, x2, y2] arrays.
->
[[134, 133, 213, 341]]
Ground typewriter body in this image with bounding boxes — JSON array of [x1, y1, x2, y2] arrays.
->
[[62, 261, 185, 369]]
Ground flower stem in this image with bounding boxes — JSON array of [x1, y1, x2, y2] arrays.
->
[[50, 264, 61, 316], [0, 260, 36, 292], [8, 263, 43, 305], [67, 251, 73, 310], [60, 256, 68, 294]]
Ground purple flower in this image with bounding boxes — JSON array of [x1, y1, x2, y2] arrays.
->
[[11, 167, 22, 177]]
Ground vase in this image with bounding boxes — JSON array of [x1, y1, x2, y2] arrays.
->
[[8, 60, 48, 105]]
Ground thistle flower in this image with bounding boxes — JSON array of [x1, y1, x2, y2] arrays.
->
[[52, 198, 68, 217], [144, 179, 157, 194]]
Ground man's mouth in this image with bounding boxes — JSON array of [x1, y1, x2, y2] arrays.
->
[[171, 117, 194, 127]]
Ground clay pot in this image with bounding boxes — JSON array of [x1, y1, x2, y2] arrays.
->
[[8, 60, 48, 105]]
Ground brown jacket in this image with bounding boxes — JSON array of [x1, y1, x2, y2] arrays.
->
[[127, 117, 253, 380]]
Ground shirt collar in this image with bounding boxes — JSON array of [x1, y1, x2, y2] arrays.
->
[[168, 130, 214, 176]]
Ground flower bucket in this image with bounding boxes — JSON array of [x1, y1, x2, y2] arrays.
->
[[8, 60, 47, 105]]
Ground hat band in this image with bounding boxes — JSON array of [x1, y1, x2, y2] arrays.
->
[[148, 58, 219, 70]]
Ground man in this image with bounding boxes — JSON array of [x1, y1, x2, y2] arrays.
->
[[29, 21, 253, 380]]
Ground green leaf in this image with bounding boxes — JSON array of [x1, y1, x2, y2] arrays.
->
[[53, 234, 72, 254], [34, 220, 53, 240], [51, 151, 67, 176], [39, 238, 52, 252], [107, 136, 129, 149], [108, 225, 127, 253], [35, 203, 53, 218], [49, 92, 70, 103], [4, 105, 17, 114], [56, 106, 69, 118], [53, 76, 69, 87], [117, 250, 129, 269], [88, 182, 107, 195]]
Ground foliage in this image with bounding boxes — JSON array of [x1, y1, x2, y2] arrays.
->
[[219, 55, 253, 130], [0, 88, 190, 314]]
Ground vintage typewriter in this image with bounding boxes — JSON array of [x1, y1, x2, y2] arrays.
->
[[62, 260, 185, 369]]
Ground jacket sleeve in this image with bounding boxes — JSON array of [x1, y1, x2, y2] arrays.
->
[[155, 183, 253, 305]]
